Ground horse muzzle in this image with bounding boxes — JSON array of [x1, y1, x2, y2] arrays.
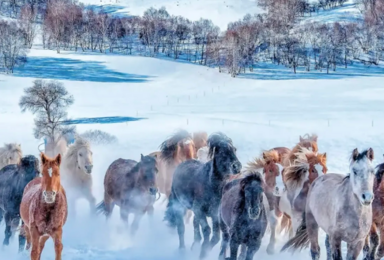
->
[[43, 191, 57, 204], [149, 187, 158, 196], [248, 207, 261, 220], [231, 161, 242, 174], [84, 165, 93, 174], [360, 192, 374, 206]]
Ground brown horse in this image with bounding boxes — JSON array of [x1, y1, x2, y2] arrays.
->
[[19, 153, 67, 260], [282, 134, 319, 168], [363, 163, 384, 260], [96, 154, 158, 236]]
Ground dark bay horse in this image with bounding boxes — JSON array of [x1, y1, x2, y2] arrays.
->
[[96, 154, 158, 236], [20, 153, 68, 260], [363, 162, 384, 260], [282, 148, 375, 260], [0, 155, 39, 249], [164, 132, 242, 259], [219, 172, 268, 260]]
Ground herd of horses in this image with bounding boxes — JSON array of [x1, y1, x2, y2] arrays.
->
[[0, 130, 383, 260]]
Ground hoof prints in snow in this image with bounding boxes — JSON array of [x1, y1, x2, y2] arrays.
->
[[62, 116, 146, 125]]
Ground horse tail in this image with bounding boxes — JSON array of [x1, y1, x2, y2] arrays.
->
[[95, 201, 107, 216], [163, 189, 186, 228], [280, 212, 309, 252]]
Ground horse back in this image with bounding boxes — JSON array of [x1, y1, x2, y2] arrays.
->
[[220, 184, 241, 228]]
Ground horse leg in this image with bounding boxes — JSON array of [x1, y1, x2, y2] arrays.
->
[[30, 226, 41, 260], [210, 212, 220, 249], [245, 239, 262, 260], [0, 209, 3, 224], [103, 194, 115, 220], [238, 244, 247, 260], [325, 235, 332, 260], [196, 212, 211, 259], [147, 205, 154, 228], [191, 215, 202, 251], [375, 222, 384, 259], [52, 227, 64, 260], [219, 215, 228, 260], [266, 210, 278, 255], [363, 224, 378, 260], [306, 209, 320, 260], [3, 212, 12, 246], [228, 232, 239, 260], [329, 236, 342, 260], [130, 211, 144, 237], [84, 187, 96, 214], [19, 221, 27, 252], [346, 240, 364, 260], [38, 235, 49, 260], [120, 207, 129, 229], [24, 225, 32, 250]]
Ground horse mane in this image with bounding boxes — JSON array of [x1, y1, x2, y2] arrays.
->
[[62, 137, 91, 168], [207, 132, 234, 159], [160, 129, 192, 163], [284, 162, 310, 190], [293, 147, 316, 163], [349, 149, 371, 162], [0, 143, 22, 165], [243, 157, 265, 175], [301, 133, 318, 142], [375, 163, 384, 186]]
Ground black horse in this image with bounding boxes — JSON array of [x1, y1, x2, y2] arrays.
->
[[219, 173, 268, 260], [0, 155, 40, 250], [164, 132, 242, 259]]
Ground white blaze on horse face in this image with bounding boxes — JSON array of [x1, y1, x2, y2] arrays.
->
[[48, 167, 52, 177], [350, 156, 375, 206], [277, 163, 284, 176], [314, 163, 323, 174]]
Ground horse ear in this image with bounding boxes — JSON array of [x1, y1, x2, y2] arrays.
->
[[312, 135, 318, 142], [367, 148, 374, 161], [153, 153, 157, 159], [323, 153, 327, 160], [263, 152, 267, 160], [141, 154, 144, 161], [352, 148, 359, 161], [40, 153, 47, 165], [55, 153, 61, 165], [299, 135, 304, 142]]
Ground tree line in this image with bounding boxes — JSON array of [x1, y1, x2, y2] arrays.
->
[[0, 0, 383, 76]]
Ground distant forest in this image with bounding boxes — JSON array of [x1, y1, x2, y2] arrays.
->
[[0, 0, 383, 76]]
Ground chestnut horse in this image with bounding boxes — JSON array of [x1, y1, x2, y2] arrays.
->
[[96, 154, 158, 236], [281, 134, 319, 168], [19, 153, 67, 260], [277, 147, 327, 238], [363, 162, 384, 260]]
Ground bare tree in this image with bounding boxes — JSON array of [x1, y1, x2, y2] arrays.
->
[[19, 79, 75, 142]]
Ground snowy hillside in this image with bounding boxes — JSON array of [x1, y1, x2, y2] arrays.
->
[[1, 48, 384, 259]]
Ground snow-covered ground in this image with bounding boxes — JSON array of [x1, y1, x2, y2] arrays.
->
[[1, 47, 384, 259]]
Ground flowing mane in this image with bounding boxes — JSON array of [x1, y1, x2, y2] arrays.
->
[[207, 132, 234, 159], [300, 133, 318, 143], [284, 162, 310, 190], [62, 137, 91, 169], [243, 158, 265, 175], [160, 129, 192, 163], [0, 143, 22, 168]]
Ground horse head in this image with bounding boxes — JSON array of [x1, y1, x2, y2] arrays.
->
[[192, 131, 208, 151], [240, 173, 264, 220], [208, 132, 242, 178], [3, 143, 22, 165], [262, 150, 284, 189], [350, 148, 375, 206], [40, 153, 62, 204], [305, 152, 327, 183], [20, 155, 40, 178], [139, 154, 158, 196], [160, 129, 194, 164], [178, 138, 196, 161], [299, 134, 318, 153]]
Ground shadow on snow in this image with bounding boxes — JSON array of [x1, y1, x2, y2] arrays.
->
[[14, 57, 152, 83], [62, 116, 146, 125]]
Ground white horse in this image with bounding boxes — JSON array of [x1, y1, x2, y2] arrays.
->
[[0, 143, 22, 170], [60, 137, 95, 216], [44, 136, 68, 158]]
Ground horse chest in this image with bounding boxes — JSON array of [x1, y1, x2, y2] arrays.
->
[[334, 207, 372, 241]]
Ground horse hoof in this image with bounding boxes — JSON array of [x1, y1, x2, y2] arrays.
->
[[191, 242, 200, 251]]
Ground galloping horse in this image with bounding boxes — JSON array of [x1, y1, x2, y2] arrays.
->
[[282, 148, 374, 260], [277, 147, 327, 237], [0, 143, 22, 170], [0, 155, 39, 249], [219, 172, 268, 260], [164, 132, 241, 259], [96, 154, 158, 236], [60, 137, 95, 215], [363, 162, 384, 260], [20, 153, 68, 260]]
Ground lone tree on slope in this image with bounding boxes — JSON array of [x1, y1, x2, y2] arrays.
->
[[19, 79, 75, 142]]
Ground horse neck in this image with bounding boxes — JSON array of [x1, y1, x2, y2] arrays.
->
[[208, 158, 227, 198], [126, 162, 141, 187]]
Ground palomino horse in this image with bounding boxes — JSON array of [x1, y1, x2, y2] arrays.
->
[[164, 132, 242, 259], [0, 155, 40, 249], [44, 136, 68, 158], [96, 154, 158, 236], [155, 130, 197, 198], [60, 137, 95, 215], [219, 172, 268, 260], [0, 143, 22, 170], [276, 147, 327, 238], [282, 148, 375, 260], [19, 153, 68, 260], [363, 162, 384, 260]]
